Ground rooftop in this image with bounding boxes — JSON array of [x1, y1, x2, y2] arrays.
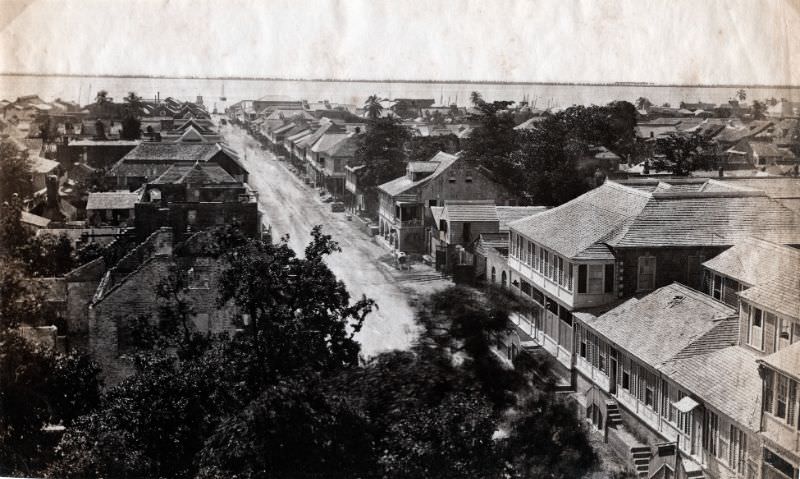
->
[[509, 180, 800, 259], [496, 206, 547, 231], [86, 191, 141, 210], [759, 342, 800, 380], [152, 162, 238, 185], [441, 200, 498, 222], [702, 237, 800, 287], [378, 151, 458, 197], [583, 283, 738, 367], [738, 275, 800, 320]]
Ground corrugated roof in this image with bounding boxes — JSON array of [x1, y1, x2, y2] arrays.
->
[[86, 191, 141, 210], [584, 283, 738, 367], [442, 200, 498, 222], [759, 342, 800, 380], [703, 237, 800, 287], [661, 346, 762, 431]]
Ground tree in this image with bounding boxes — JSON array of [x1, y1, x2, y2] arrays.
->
[[353, 117, 412, 216], [0, 331, 101, 476], [0, 141, 33, 202], [0, 194, 30, 255], [217, 226, 374, 381], [364, 94, 384, 120], [120, 115, 141, 140], [635, 97, 652, 110], [462, 91, 517, 173], [653, 132, 718, 175], [752, 100, 767, 120], [17, 233, 75, 277], [736, 89, 747, 102], [123, 92, 143, 116]]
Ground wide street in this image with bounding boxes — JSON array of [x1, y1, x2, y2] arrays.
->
[[220, 122, 452, 357]]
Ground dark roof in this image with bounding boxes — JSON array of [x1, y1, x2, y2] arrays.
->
[[120, 142, 221, 162], [583, 283, 738, 367]]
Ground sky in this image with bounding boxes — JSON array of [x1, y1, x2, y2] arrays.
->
[[0, 0, 798, 85]]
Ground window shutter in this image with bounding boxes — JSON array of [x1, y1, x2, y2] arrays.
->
[[578, 265, 587, 293]]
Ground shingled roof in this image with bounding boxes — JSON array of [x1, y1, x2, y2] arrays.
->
[[441, 200, 498, 222], [703, 237, 800, 287], [152, 162, 237, 185], [759, 342, 800, 380], [378, 151, 458, 197], [509, 180, 800, 259], [738, 276, 800, 320], [583, 283, 738, 368], [86, 191, 141, 210]]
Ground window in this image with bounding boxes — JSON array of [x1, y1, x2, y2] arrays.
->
[[588, 265, 604, 294], [764, 369, 774, 413], [187, 209, 197, 225], [645, 372, 656, 410], [637, 256, 656, 291], [501, 271, 507, 287], [788, 380, 797, 427], [621, 356, 630, 391], [532, 243, 539, 270], [712, 274, 723, 300], [520, 280, 532, 296], [428, 199, 438, 207], [778, 318, 792, 351], [604, 264, 614, 294], [661, 380, 669, 418], [465, 176, 473, 183], [539, 248, 545, 273], [748, 306, 763, 350], [556, 256, 564, 285], [579, 325, 587, 358], [776, 374, 788, 419], [703, 410, 719, 457], [491, 267, 496, 283], [764, 449, 795, 479], [567, 263, 574, 291], [463, 222, 472, 243], [448, 177, 456, 183], [729, 426, 747, 475], [577, 264, 587, 293]]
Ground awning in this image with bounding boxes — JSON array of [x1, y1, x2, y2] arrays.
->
[[673, 396, 701, 413]]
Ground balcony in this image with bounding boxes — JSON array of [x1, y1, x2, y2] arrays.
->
[[509, 256, 576, 308]]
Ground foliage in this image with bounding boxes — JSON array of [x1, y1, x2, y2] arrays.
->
[[353, 117, 413, 212], [217, 226, 374, 381], [120, 115, 142, 140], [0, 140, 33, 202], [0, 260, 43, 330], [462, 92, 518, 175], [751, 100, 767, 120], [652, 131, 719, 175], [16, 233, 76, 277], [406, 133, 459, 163], [0, 194, 30, 254], [0, 331, 101, 476], [364, 94, 384, 119]]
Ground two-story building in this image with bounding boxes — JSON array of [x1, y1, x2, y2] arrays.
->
[[377, 152, 513, 253], [501, 180, 800, 377], [758, 343, 800, 479]]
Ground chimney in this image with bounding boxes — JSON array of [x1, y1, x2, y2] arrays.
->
[[46, 175, 59, 208]]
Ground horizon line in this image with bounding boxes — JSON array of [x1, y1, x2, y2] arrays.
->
[[1, 72, 799, 90]]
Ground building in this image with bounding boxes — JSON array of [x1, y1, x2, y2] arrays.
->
[[108, 142, 248, 190], [758, 343, 800, 479], [311, 129, 360, 199], [377, 152, 514, 253], [86, 191, 141, 227], [134, 161, 261, 242], [88, 228, 239, 384]]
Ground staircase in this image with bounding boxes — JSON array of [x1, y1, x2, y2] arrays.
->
[[630, 445, 651, 477], [606, 400, 623, 428]]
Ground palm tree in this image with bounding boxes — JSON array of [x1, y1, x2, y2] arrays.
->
[[736, 89, 747, 102], [364, 95, 383, 120], [470, 91, 483, 106], [95, 90, 111, 106]]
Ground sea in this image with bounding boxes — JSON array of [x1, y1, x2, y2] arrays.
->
[[1, 74, 799, 111]]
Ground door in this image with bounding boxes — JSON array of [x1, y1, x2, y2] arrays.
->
[[609, 357, 618, 395]]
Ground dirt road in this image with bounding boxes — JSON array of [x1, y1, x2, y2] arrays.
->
[[221, 123, 451, 357]]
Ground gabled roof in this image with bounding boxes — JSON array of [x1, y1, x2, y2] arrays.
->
[[510, 180, 800, 259], [759, 342, 800, 380], [441, 200, 498, 222], [582, 283, 738, 367], [86, 191, 141, 210], [702, 237, 800, 287], [152, 162, 237, 185], [119, 142, 222, 163], [296, 123, 332, 149], [311, 132, 351, 155], [378, 151, 458, 197]]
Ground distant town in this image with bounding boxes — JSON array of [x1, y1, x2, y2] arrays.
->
[[1, 88, 799, 479]]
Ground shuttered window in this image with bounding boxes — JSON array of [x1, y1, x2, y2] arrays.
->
[[637, 256, 656, 291]]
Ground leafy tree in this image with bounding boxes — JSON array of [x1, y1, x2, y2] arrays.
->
[[0, 194, 30, 255], [353, 117, 412, 215], [17, 233, 75, 277], [652, 131, 718, 175], [120, 114, 141, 140], [462, 91, 517, 174], [0, 260, 42, 330], [752, 100, 767, 120], [0, 331, 101, 476], [406, 134, 459, 163], [364, 94, 384, 120], [0, 140, 33, 202], [217, 226, 374, 381], [197, 375, 374, 479], [635, 97, 652, 110]]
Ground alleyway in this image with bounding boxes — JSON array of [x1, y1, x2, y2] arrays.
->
[[221, 123, 452, 357]]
